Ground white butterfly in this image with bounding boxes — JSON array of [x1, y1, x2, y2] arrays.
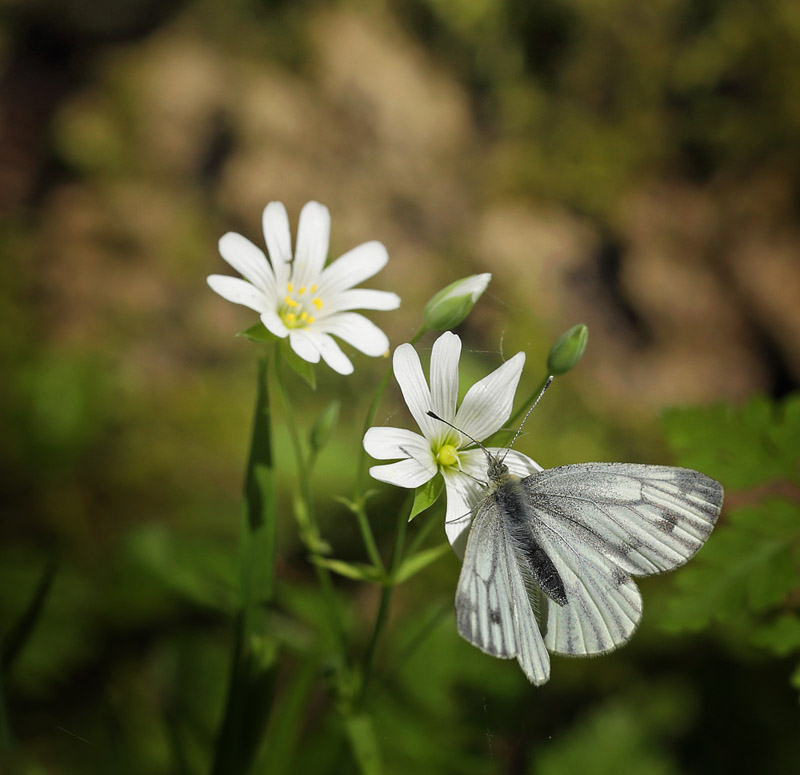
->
[[430, 412, 724, 685]]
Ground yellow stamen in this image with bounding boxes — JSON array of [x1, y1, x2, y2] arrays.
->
[[286, 312, 296, 323], [300, 312, 309, 322], [312, 297, 323, 310], [298, 286, 307, 294], [287, 282, 294, 293], [285, 296, 298, 308], [311, 284, 317, 292], [306, 316, 315, 324]]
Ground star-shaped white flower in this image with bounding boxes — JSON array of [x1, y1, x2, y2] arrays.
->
[[208, 201, 401, 375], [363, 332, 541, 554]]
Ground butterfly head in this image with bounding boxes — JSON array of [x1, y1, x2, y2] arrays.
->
[[486, 454, 509, 484]]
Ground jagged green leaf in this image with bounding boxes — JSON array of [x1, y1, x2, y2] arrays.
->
[[661, 395, 800, 489], [750, 615, 800, 656], [661, 499, 800, 633]]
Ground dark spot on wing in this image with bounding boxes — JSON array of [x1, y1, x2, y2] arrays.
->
[[657, 516, 677, 534], [489, 609, 502, 624], [612, 568, 627, 587]]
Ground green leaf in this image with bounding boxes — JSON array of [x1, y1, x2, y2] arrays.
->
[[279, 339, 316, 389], [213, 356, 279, 775], [394, 543, 451, 583], [790, 663, 800, 693], [241, 357, 278, 609], [237, 322, 280, 344], [1, 555, 58, 674], [750, 615, 800, 657], [661, 394, 800, 489], [310, 557, 385, 584], [661, 499, 800, 633], [409, 476, 444, 521], [255, 662, 317, 774], [343, 713, 382, 775]]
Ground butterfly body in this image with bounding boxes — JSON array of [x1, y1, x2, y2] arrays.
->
[[455, 458, 723, 685]]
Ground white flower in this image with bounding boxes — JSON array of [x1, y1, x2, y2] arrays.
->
[[363, 332, 541, 554], [208, 201, 400, 375]]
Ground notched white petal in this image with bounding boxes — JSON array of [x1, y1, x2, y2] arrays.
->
[[455, 352, 526, 441], [320, 313, 389, 357], [318, 241, 389, 296], [363, 426, 432, 461], [218, 233, 276, 294], [393, 344, 439, 440], [207, 275, 268, 313], [294, 201, 331, 289], [289, 330, 320, 363], [313, 332, 354, 375], [262, 201, 292, 265], [429, 331, 461, 423], [369, 458, 437, 489], [323, 289, 401, 314], [260, 309, 289, 339]]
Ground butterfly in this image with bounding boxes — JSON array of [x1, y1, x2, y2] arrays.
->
[[427, 407, 724, 685]]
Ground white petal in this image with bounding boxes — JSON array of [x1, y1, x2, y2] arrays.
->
[[318, 313, 389, 357], [369, 458, 437, 489], [288, 330, 320, 363], [317, 241, 389, 296], [260, 310, 288, 339], [429, 332, 461, 426], [293, 201, 330, 289], [441, 466, 485, 557], [207, 275, 268, 313], [313, 332, 354, 375], [218, 233, 276, 295], [323, 289, 401, 315], [393, 343, 439, 440], [262, 202, 292, 287], [363, 426, 432, 461], [454, 352, 526, 442]]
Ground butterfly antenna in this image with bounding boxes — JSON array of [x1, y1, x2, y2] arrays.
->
[[501, 375, 554, 462], [426, 411, 494, 465]]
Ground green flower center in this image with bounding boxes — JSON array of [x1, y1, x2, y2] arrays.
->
[[279, 282, 323, 329], [436, 442, 460, 469]]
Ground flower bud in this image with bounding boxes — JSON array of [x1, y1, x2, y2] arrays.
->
[[423, 273, 491, 331], [546, 324, 588, 375]]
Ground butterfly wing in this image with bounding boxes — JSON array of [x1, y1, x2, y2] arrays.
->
[[520, 463, 722, 656], [455, 494, 551, 684]]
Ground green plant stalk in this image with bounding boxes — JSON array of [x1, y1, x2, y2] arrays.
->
[[359, 491, 412, 706], [273, 347, 349, 658], [211, 355, 278, 775], [506, 374, 552, 433]]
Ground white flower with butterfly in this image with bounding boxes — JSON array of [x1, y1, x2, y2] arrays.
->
[[363, 331, 541, 553], [208, 200, 400, 375]]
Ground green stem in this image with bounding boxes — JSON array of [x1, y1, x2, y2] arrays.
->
[[505, 374, 552, 435], [359, 492, 412, 706], [273, 347, 349, 658]]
